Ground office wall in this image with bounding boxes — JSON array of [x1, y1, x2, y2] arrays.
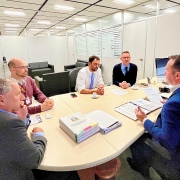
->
[[144, 17, 157, 78], [49, 36, 69, 72], [0, 36, 29, 77], [155, 12, 180, 57], [0, 36, 69, 77]]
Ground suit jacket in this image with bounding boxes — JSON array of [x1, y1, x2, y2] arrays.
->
[[0, 112, 47, 180], [144, 87, 180, 166], [112, 63, 137, 86]]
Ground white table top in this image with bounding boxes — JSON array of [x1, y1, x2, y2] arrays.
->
[[29, 83, 162, 171]]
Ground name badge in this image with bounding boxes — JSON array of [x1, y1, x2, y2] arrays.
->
[[26, 97, 30, 105]]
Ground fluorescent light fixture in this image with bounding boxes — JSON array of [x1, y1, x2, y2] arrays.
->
[[6, 31, 16, 33], [144, 5, 156, 9], [163, 9, 176, 14], [113, 0, 134, 5], [4, 11, 25, 16], [74, 17, 87, 22], [67, 30, 74, 33], [5, 28, 17, 30], [29, 29, 40, 31], [5, 23, 19, 27], [56, 26, 66, 29], [54, 5, 75, 11], [37, 21, 51, 25]]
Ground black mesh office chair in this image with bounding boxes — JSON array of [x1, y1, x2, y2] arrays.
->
[[69, 68, 82, 92]]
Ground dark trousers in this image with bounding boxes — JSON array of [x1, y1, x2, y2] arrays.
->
[[32, 169, 80, 180], [130, 133, 180, 180]]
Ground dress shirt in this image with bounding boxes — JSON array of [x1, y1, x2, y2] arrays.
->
[[75, 66, 104, 92], [121, 64, 130, 76], [0, 109, 44, 137]]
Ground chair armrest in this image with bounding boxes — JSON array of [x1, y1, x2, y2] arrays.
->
[[48, 64, 54, 71], [34, 76, 43, 89], [64, 64, 76, 71], [145, 138, 171, 160]]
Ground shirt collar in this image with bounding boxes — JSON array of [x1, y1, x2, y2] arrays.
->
[[121, 63, 130, 70], [11, 76, 26, 85], [0, 109, 18, 117]]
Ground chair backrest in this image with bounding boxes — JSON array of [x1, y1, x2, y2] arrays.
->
[[69, 68, 82, 92], [42, 71, 70, 97], [28, 61, 49, 69]]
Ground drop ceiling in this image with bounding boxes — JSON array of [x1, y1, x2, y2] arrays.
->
[[0, 0, 179, 36]]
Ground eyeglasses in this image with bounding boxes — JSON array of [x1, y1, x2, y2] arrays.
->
[[121, 57, 130, 59], [14, 65, 29, 69]]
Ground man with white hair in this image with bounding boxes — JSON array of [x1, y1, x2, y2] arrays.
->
[[0, 78, 47, 180]]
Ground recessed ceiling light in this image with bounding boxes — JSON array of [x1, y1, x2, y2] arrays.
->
[[6, 31, 16, 33], [113, 0, 134, 5], [54, 5, 75, 11], [5, 23, 19, 27], [67, 30, 74, 33], [29, 29, 40, 31], [4, 11, 25, 16], [5, 28, 17, 30], [144, 5, 156, 9], [56, 26, 66, 29], [37, 21, 51, 25], [163, 9, 176, 14], [74, 17, 87, 22]]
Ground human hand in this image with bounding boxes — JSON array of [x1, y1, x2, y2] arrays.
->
[[119, 81, 129, 89], [160, 99, 167, 104], [97, 85, 104, 95], [134, 106, 147, 122], [30, 127, 44, 138], [41, 98, 54, 112], [13, 102, 28, 120]]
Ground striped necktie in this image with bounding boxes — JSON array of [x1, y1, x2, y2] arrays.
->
[[89, 73, 95, 89]]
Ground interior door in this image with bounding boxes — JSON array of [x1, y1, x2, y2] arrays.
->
[[123, 20, 146, 80]]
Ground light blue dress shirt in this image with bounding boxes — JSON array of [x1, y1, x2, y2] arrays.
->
[[121, 64, 130, 75]]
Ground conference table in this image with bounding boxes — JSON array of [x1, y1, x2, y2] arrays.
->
[[28, 80, 163, 172]]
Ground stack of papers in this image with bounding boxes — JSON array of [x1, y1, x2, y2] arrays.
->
[[115, 98, 162, 120], [86, 110, 122, 134], [59, 112, 99, 143], [109, 88, 128, 96]]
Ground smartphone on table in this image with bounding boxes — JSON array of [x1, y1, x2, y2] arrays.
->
[[70, 93, 77, 98]]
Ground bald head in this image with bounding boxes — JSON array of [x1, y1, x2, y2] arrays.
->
[[8, 58, 25, 69], [8, 58, 28, 81]]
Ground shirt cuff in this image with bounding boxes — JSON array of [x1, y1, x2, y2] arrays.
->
[[33, 132, 45, 138], [143, 118, 148, 124]]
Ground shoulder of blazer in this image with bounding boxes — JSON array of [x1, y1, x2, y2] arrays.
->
[[114, 63, 121, 69]]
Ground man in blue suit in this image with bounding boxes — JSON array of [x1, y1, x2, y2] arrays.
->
[[113, 51, 137, 89], [127, 55, 180, 179]]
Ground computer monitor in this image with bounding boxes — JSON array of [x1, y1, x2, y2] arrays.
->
[[155, 58, 169, 82]]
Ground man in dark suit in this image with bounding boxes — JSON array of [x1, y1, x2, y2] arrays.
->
[[127, 55, 180, 179], [0, 78, 47, 180], [113, 51, 137, 89]]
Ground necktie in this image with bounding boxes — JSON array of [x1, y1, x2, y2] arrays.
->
[[89, 73, 94, 89], [125, 67, 128, 75]]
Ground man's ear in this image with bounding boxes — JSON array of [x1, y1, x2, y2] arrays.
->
[[0, 95, 4, 105], [175, 72, 180, 80]]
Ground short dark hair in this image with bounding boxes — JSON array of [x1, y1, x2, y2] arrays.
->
[[89, 55, 100, 63], [121, 51, 130, 55], [169, 55, 180, 72]]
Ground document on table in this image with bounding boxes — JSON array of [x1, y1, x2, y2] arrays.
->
[[30, 115, 42, 125], [141, 87, 163, 104], [115, 102, 150, 120], [109, 88, 128, 96], [115, 98, 162, 120]]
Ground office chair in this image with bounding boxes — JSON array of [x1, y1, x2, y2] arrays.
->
[[69, 68, 82, 92], [145, 138, 180, 180]]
